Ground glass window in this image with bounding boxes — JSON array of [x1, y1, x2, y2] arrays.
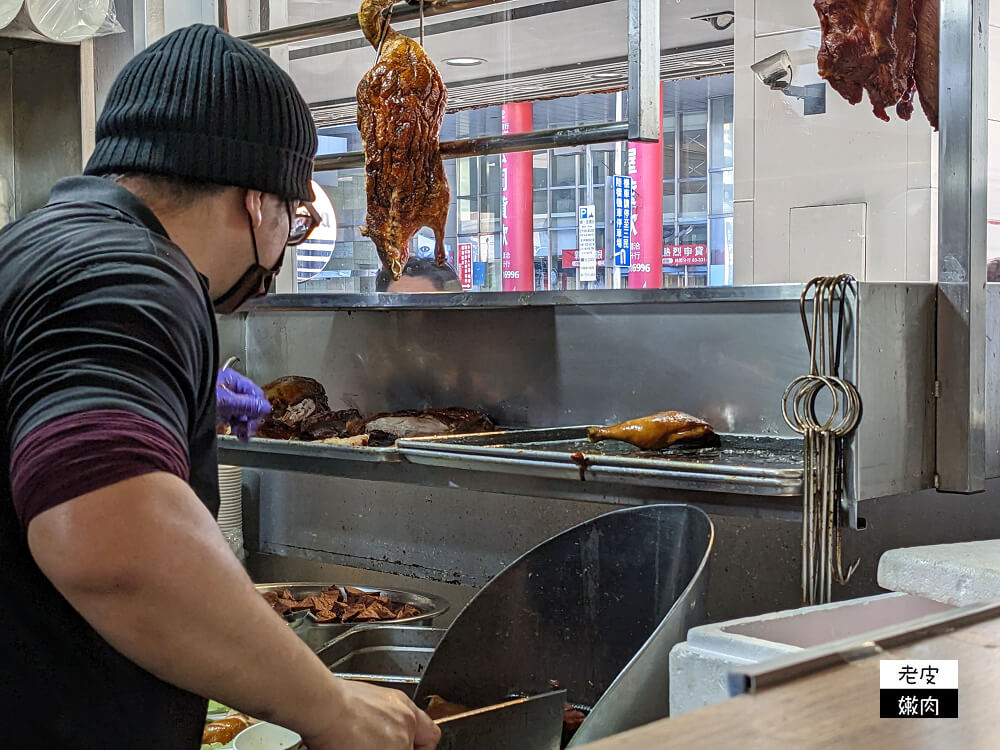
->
[[678, 222, 708, 244], [533, 151, 549, 190], [679, 112, 708, 180], [552, 154, 578, 187], [710, 96, 735, 171], [457, 197, 479, 235], [710, 171, 734, 215], [663, 132, 676, 181], [663, 182, 676, 221], [480, 194, 500, 234], [482, 155, 502, 195], [299, 75, 733, 295], [551, 188, 576, 215], [593, 186, 605, 223], [550, 228, 579, 251], [456, 157, 478, 197], [680, 180, 707, 217], [592, 151, 612, 184]]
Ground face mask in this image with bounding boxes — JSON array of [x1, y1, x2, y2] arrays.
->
[[213, 208, 286, 314]]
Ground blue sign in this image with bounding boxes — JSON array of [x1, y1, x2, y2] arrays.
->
[[472, 262, 487, 287], [608, 175, 634, 267]]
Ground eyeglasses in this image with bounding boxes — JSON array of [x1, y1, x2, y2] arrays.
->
[[287, 201, 322, 246]]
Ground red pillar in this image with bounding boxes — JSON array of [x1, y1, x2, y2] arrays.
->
[[627, 87, 664, 288], [501, 102, 534, 292]]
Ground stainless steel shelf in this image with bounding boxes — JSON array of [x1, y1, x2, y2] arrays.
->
[[399, 428, 804, 496], [218, 431, 804, 520], [241, 284, 808, 312]]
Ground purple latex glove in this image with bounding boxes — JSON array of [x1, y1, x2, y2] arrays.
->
[[216, 369, 271, 442]]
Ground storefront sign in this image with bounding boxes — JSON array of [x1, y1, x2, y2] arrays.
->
[[662, 244, 708, 266], [578, 205, 597, 282], [473, 262, 487, 287], [608, 175, 634, 267], [457, 242, 474, 289], [561, 247, 607, 268]]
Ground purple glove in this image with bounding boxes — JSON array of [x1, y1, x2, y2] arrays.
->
[[216, 369, 271, 442]]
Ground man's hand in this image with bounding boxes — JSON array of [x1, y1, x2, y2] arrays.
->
[[216, 369, 270, 441], [303, 680, 440, 750]]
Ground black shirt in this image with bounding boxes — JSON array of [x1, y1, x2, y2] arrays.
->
[[0, 177, 220, 748]]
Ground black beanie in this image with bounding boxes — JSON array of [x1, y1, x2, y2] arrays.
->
[[85, 24, 317, 201]]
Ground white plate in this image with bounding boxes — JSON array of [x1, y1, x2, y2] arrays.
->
[[233, 722, 301, 750]]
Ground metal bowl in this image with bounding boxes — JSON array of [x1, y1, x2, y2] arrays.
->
[[256, 582, 450, 651]]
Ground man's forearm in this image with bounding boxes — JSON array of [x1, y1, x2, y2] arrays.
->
[[27, 472, 345, 739]]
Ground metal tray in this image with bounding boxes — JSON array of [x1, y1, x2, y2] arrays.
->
[[219, 434, 401, 464], [316, 624, 445, 697], [256, 583, 450, 652], [398, 427, 804, 496]]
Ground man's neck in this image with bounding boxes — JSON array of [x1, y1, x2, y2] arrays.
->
[[114, 177, 241, 298]]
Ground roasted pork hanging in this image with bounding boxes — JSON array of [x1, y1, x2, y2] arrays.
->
[[814, 0, 938, 129]]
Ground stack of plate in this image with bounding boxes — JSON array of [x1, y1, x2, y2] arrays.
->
[[218, 465, 244, 559]]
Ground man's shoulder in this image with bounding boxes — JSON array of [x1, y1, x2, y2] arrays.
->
[[1, 199, 207, 305]]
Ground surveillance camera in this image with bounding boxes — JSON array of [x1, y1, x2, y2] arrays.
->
[[751, 50, 793, 90]]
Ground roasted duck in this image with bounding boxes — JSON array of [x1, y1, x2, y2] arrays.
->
[[814, 0, 938, 129], [358, 0, 450, 280], [256, 376, 361, 440], [587, 411, 719, 451]]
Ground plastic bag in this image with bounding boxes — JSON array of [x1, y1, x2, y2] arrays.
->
[[2, 0, 124, 43]]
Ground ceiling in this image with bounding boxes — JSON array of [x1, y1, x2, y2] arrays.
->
[[274, 0, 735, 124]]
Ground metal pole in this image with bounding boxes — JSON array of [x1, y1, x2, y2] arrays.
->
[[313, 122, 630, 172], [240, 0, 504, 48], [935, 0, 988, 492], [627, 0, 659, 141]]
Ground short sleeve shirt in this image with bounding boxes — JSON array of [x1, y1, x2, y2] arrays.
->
[[0, 177, 220, 748]]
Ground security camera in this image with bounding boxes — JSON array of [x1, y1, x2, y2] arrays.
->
[[751, 50, 793, 91]]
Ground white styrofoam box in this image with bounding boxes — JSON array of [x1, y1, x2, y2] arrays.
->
[[878, 540, 1000, 606], [669, 593, 954, 717], [734, 0, 756, 203], [753, 0, 820, 38], [905, 188, 934, 282], [733, 200, 754, 284], [751, 30, 927, 284], [788, 202, 866, 282]]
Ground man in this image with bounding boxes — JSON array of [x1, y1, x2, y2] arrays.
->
[[376, 257, 463, 293], [0, 24, 439, 750]]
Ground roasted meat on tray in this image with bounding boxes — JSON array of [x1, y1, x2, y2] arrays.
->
[[815, 0, 938, 129], [357, 0, 450, 280], [263, 586, 421, 623], [348, 407, 495, 445], [256, 376, 361, 440], [587, 411, 719, 451]]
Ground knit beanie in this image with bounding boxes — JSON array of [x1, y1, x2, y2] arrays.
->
[[85, 24, 317, 201]]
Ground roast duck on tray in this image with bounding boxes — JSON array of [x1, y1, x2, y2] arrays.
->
[[587, 410, 720, 451], [255, 376, 494, 446]]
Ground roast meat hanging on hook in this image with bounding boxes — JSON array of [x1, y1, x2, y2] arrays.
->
[[357, 0, 450, 280]]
